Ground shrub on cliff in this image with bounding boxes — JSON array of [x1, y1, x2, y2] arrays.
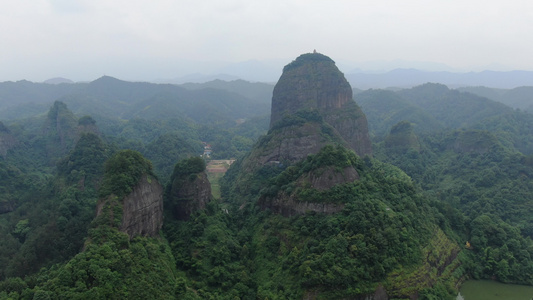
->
[[99, 150, 155, 199]]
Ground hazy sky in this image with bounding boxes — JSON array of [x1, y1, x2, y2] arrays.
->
[[2, 0, 533, 82]]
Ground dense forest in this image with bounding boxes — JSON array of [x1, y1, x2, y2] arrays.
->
[[0, 69, 532, 299]]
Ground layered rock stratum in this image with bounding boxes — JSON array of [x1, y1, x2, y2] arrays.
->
[[119, 175, 164, 238], [96, 174, 163, 239], [169, 171, 212, 221], [269, 52, 372, 158]]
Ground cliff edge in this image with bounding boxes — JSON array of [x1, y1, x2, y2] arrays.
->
[[269, 52, 372, 157]]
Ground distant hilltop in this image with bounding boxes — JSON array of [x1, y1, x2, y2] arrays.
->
[[43, 77, 74, 84], [29, 66, 533, 89], [346, 69, 533, 89]]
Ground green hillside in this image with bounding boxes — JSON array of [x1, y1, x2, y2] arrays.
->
[[0, 75, 532, 299]]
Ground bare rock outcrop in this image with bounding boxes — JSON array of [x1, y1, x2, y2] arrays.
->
[[304, 166, 359, 191], [169, 171, 212, 221], [76, 115, 100, 140], [42, 101, 78, 154], [247, 122, 347, 170], [269, 52, 372, 158], [119, 175, 163, 238], [259, 165, 359, 217], [97, 175, 163, 239]]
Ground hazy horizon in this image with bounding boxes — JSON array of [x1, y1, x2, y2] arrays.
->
[[2, 1, 533, 82]]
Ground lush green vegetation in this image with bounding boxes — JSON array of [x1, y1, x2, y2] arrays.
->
[[362, 83, 533, 287], [0, 133, 106, 281], [0, 77, 532, 299], [98, 150, 155, 199], [217, 145, 461, 299]]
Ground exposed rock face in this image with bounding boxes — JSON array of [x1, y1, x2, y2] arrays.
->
[[119, 175, 163, 238], [169, 171, 212, 221], [97, 175, 163, 239], [235, 53, 372, 214], [269, 52, 372, 157], [0, 122, 17, 158], [304, 166, 359, 191], [260, 193, 345, 217], [385, 228, 461, 299], [259, 166, 359, 217], [42, 102, 101, 164], [76, 115, 100, 139], [43, 101, 78, 149], [42, 101, 79, 163], [247, 121, 347, 170]]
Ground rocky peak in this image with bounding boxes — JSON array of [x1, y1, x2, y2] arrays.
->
[[119, 175, 164, 238], [166, 157, 212, 221], [42, 101, 78, 162], [269, 52, 372, 157], [77, 115, 100, 137], [96, 150, 163, 239], [270, 53, 353, 126], [96, 175, 163, 239], [168, 171, 212, 221]]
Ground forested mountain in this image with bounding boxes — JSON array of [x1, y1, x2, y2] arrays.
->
[[458, 86, 533, 113], [356, 89, 443, 140], [0, 76, 270, 128], [396, 83, 512, 128], [0, 53, 533, 299], [359, 82, 533, 292], [180, 79, 274, 104]]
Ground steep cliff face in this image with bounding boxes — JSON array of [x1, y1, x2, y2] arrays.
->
[[76, 115, 100, 138], [169, 171, 212, 221], [119, 175, 164, 238], [97, 175, 163, 239], [260, 194, 345, 217], [96, 150, 163, 240], [245, 119, 347, 171], [257, 146, 361, 217], [43, 101, 78, 152], [41, 101, 80, 166], [259, 165, 358, 217], [269, 52, 372, 157], [42, 102, 101, 164], [303, 166, 359, 191]]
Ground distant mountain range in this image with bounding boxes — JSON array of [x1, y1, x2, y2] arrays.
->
[[346, 69, 533, 89], [43, 77, 74, 84], [43, 67, 533, 89], [155, 68, 533, 89]]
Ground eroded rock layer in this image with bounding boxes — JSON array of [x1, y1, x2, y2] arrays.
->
[[269, 52, 372, 157]]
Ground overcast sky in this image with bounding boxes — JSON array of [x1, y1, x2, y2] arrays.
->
[[1, 0, 533, 82]]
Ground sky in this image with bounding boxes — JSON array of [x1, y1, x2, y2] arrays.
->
[[1, 0, 533, 82]]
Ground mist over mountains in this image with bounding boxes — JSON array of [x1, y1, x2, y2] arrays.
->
[[346, 69, 533, 89], [0, 52, 533, 299], [155, 68, 533, 89], [34, 58, 533, 89]]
